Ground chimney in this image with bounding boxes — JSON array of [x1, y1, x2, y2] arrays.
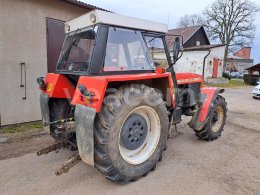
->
[[233, 47, 251, 59]]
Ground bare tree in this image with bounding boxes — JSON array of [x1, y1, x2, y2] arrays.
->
[[177, 14, 204, 28], [203, 0, 259, 69]]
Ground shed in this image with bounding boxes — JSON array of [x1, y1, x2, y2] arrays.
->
[[244, 63, 260, 85]]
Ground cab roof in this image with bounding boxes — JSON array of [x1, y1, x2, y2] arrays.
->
[[65, 10, 168, 33]]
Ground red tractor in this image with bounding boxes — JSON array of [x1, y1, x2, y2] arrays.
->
[[37, 10, 227, 183]]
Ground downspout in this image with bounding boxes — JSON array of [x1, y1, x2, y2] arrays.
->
[[202, 49, 211, 80]]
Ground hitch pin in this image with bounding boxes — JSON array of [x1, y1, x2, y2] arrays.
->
[[43, 117, 74, 127]]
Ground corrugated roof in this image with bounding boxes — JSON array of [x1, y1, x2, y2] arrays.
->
[[246, 63, 260, 71], [59, 0, 110, 12]]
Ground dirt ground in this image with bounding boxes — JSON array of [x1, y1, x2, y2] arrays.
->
[[0, 86, 259, 195]]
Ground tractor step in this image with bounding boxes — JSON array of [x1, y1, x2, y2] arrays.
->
[[36, 141, 65, 156], [55, 153, 81, 176]]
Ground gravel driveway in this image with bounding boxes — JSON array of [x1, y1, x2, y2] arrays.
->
[[0, 86, 259, 195]]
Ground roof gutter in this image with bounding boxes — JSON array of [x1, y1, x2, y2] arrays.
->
[[202, 49, 211, 79]]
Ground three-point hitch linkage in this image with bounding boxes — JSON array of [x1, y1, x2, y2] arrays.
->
[[36, 118, 81, 176]]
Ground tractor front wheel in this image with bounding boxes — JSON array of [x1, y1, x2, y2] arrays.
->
[[194, 95, 227, 141], [94, 84, 168, 183]]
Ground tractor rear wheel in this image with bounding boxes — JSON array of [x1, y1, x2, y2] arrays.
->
[[194, 95, 227, 141], [94, 84, 168, 183]]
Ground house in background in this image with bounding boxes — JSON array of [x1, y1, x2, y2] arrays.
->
[[166, 25, 210, 49], [225, 47, 254, 73], [166, 26, 225, 79], [176, 44, 225, 78], [0, 0, 107, 126]]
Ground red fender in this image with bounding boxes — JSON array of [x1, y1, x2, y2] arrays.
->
[[189, 87, 225, 130], [71, 76, 108, 112], [71, 73, 174, 112], [43, 73, 75, 99]]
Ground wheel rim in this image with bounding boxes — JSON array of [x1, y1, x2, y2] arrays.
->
[[212, 106, 224, 132], [119, 106, 161, 165]]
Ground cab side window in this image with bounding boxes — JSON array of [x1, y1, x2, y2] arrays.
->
[[144, 36, 169, 69]]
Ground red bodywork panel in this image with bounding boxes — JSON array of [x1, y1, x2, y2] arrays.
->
[[176, 73, 203, 85], [42, 72, 210, 114], [44, 74, 75, 98], [71, 76, 108, 112], [71, 73, 175, 112]]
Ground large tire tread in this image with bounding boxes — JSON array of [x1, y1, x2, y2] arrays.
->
[[194, 95, 227, 141], [93, 84, 168, 183]]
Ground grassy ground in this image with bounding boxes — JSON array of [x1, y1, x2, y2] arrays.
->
[[205, 79, 249, 88], [0, 121, 43, 134]]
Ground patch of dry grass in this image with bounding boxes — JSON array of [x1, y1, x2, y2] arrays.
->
[[205, 79, 249, 88], [0, 121, 43, 134]]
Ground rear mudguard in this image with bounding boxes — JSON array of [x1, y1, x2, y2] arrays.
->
[[189, 87, 224, 131], [75, 104, 96, 166], [40, 93, 50, 128]]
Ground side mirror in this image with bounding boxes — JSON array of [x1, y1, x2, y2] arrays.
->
[[173, 37, 181, 63]]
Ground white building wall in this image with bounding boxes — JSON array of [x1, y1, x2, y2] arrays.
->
[[175, 46, 225, 78]]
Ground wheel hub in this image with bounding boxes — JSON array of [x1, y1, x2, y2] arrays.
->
[[120, 113, 148, 150], [213, 112, 219, 122]]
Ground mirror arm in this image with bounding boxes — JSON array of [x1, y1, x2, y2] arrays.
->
[[166, 34, 184, 69]]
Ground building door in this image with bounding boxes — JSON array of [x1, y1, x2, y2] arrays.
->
[[213, 58, 219, 78], [46, 18, 65, 73]]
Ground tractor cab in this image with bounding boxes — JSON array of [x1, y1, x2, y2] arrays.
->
[[37, 10, 227, 183], [52, 10, 196, 113], [56, 10, 171, 76]]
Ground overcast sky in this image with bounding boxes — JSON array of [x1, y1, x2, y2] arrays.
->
[[83, 0, 260, 64]]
